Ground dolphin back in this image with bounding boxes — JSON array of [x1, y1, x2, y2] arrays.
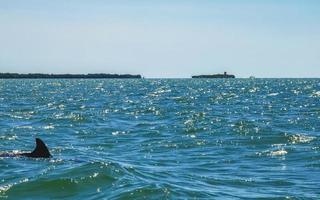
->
[[28, 138, 52, 158]]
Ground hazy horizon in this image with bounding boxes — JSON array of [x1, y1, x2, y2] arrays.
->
[[1, 71, 320, 79], [1, 0, 319, 78]]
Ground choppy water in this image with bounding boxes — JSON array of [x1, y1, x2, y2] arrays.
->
[[0, 79, 319, 199]]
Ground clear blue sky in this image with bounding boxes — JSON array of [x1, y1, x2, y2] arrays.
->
[[0, 0, 319, 78]]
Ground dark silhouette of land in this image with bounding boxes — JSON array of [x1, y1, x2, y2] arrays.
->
[[192, 72, 235, 79], [0, 73, 142, 79]]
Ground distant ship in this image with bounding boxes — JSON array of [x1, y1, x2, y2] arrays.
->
[[192, 72, 235, 79]]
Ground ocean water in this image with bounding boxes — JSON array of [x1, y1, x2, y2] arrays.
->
[[0, 79, 319, 199]]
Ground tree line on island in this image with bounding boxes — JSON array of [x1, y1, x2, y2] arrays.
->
[[191, 72, 235, 78], [0, 73, 142, 79]]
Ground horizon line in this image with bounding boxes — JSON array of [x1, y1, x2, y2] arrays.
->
[[0, 72, 319, 79]]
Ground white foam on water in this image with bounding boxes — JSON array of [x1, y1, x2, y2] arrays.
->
[[269, 149, 288, 156], [0, 135, 18, 140], [44, 125, 55, 130], [0, 184, 12, 193], [267, 93, 279, 96], [310, 91, 320, 97], [289, 134, 315, 144]]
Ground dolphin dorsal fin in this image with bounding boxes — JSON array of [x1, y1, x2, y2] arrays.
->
[[30, 138, 51, 158]]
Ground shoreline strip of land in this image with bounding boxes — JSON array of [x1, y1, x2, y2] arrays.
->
[[192, 72, 235, 79], [0, 73, 142, 79]]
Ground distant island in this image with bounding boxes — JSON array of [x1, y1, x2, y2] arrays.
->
[[192, 72, 235, 79], [0, 73, 142, 79]]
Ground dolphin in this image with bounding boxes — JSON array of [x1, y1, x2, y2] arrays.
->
[[0, 138, 51, 158]]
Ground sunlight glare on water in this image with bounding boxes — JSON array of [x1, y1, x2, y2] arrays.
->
[[0, 79, 320, 199]]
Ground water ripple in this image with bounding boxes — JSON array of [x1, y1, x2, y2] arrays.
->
[[0, 79, 319, 199]]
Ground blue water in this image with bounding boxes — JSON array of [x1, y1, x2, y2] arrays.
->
[[0, 79, 319, 199]]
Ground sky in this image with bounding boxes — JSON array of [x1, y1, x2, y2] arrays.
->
[[0, 0, 319, 78]]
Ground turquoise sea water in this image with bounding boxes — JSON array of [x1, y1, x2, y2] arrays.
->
[[0, 79, 319, 199]]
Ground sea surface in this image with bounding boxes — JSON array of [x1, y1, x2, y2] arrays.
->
[[0, 79, 319, 199]]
